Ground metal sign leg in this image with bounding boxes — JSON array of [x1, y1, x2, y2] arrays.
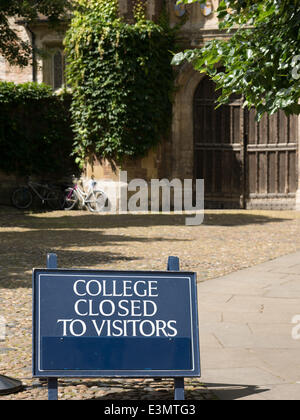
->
[[167, 257, 185, 401], [174, 377, 185, 400], [48, 378, 58, 400], [47, 254, 58, 400]]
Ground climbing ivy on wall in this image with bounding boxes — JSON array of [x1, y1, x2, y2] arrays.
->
[[64, 0, 176, 167]]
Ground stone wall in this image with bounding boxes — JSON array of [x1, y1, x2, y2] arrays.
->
[[0, 1, 222, 85], [0, 1, 299, 210], [0, 20, 33, 84], [83, 0, 221, 186]]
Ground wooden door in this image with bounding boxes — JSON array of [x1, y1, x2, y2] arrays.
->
[[245, 109, 298, 209], [194, 76, 244, 209], [194, 76, 298, 209]]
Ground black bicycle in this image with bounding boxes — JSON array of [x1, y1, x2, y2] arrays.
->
[[11, 180, 65, 210]]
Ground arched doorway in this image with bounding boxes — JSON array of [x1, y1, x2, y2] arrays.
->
[[194, 75, 298, 209]]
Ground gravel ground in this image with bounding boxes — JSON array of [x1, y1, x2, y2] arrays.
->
[[0, 207, 300, 400]]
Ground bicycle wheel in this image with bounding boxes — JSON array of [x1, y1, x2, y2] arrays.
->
[[63, 188, 79, 211], [47, 189, 65, 210], [11, 187, 33, 209], [86, 190, 107, 212]]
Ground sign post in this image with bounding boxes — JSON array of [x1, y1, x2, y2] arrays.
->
[[167, 256, 185, 401], [33, 254, 201, 400], [46, 253, 58, 400]]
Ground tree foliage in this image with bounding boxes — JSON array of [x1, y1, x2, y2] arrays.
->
[[0, 0, 72, 66], [64, 0, 175, 167], [173, 0, 300, 119]]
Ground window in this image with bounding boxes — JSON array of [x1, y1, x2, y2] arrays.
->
[[43, 47, 66, 91], [53, 50, 64, 90]]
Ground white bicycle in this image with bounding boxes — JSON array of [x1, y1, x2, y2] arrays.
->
[[63, 180, 108, 212]]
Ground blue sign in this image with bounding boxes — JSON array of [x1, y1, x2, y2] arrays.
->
[[32, 269, 200, 378]]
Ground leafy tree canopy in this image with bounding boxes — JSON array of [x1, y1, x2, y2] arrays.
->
[[173, 0, 300, 119], [0, 0, 72, 67]]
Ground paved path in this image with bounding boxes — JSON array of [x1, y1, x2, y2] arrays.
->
[[198, 251, 300, 400]]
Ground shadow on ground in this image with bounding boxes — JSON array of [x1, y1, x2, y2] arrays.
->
[[26, 378, 268, 400], [0, 206, 291, 229], [204, 382, 270, 400], [0, 207, 295, 289], [28, 378, 216, 400], [91, 381, 268, 401], [0, 226, 183, 288]]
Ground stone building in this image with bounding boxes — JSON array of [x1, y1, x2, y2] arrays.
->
[[0, 0, 299, 210]]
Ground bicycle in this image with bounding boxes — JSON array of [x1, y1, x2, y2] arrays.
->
[[11, 180, 64, 210], [63, 180, 108, 212]]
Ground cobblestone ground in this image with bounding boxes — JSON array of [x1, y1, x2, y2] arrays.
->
[[0, 207, 300, 400]]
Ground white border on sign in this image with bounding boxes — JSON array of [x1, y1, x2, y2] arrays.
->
[[36, 273, 196, 374]]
